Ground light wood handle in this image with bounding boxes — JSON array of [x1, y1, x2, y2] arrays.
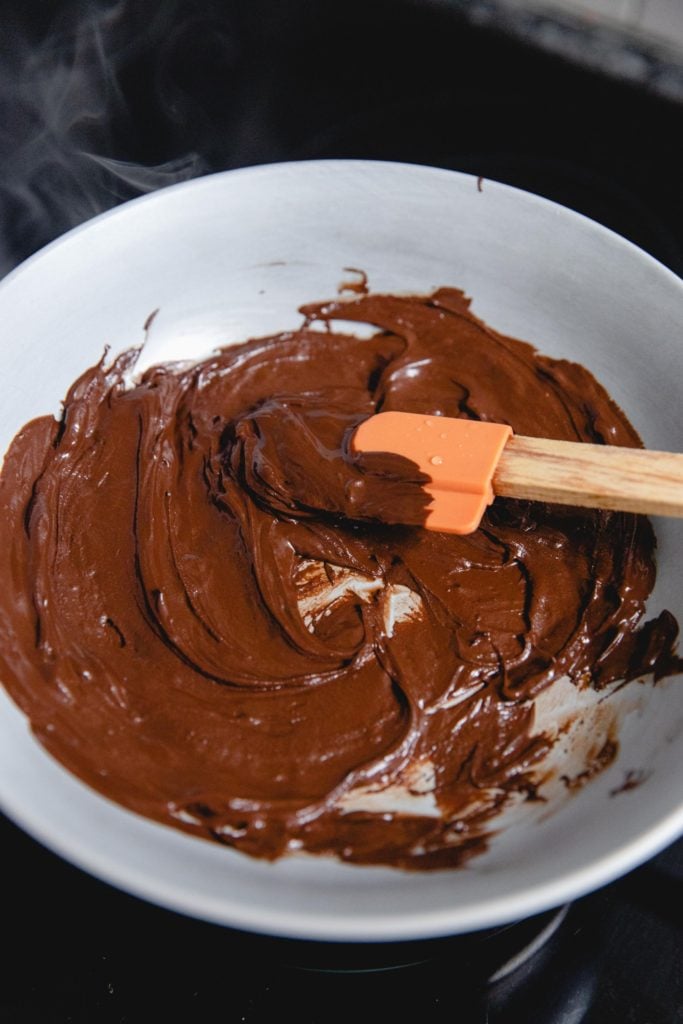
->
[[493, 436, 683, 517]]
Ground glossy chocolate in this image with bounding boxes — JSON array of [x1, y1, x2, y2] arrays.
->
[[0, 288, 679, 869]]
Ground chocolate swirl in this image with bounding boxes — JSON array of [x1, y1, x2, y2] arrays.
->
[[0, 288, 679, 869]]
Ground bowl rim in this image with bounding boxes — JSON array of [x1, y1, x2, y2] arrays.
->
[[2, 157, 682, 297], [2, 755, 683, 942]]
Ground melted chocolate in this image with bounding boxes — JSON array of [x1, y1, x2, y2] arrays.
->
[[0, 288, 680, 869]]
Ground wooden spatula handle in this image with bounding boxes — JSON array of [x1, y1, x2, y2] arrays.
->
[[494, 436, 683, 517]]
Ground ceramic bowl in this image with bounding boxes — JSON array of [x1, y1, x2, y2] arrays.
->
[[0, 160, 681, 941]]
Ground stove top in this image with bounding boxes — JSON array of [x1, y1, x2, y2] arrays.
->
[[2, 812, 682, 1022], [1, 2, 681, 1021]]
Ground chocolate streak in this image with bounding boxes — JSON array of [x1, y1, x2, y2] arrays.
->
[[0, 288, 680, 870]]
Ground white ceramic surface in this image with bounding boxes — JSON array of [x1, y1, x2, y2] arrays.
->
[[0, 160, 682, 942]]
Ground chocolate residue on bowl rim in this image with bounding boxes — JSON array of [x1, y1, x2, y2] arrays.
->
[[609, 768, 650, 796]]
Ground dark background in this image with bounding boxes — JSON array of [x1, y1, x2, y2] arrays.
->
[[1, 1, 682, 1021]]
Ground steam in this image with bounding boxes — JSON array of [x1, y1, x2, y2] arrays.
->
[[0, 1, 209, 277], [82, 152, 204, 192]]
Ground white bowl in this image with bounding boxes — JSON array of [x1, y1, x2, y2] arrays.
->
[[0, 160, 681, 942]]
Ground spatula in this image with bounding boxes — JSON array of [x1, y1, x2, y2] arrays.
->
[[351, 411, 683, 534]]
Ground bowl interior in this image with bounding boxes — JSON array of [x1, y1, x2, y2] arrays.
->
[[0, 160, 681, 941]]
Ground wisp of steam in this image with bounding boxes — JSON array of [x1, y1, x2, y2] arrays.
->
[[0, 1, 211, 277]]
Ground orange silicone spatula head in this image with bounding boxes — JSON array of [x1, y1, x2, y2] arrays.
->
[[351, 411, 512, 534]]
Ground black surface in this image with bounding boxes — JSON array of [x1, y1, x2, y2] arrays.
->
[[1, 0, 681, 274], [2, 811, 682, 1022], [1, 2, 682, 1021]]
